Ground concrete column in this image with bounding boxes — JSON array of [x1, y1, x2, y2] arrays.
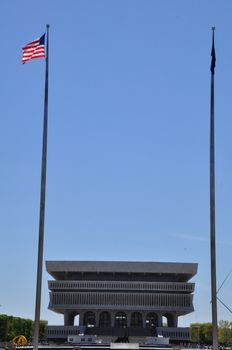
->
[[172, 314, 178, 327], [64, 311, 68, 326], [79, 312, 84, 326], [95, 311, 100, 327], [158, 314, 163, 327], [165, 313, 177, 327], [64, 310, 75, 326], [142, 313, 147, 329], [176, 315, 178, 327], [111, 312, 115, 327], [167, 315, 171, 327], [126, 312, 130, 328]]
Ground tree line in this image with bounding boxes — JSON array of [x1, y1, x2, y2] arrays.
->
[[190, 321, 232, 345], [0, 314, 47, 342]]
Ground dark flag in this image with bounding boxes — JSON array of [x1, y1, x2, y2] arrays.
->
[[211, 29, 216, 75]]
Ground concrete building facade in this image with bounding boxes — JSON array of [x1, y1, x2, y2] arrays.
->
[[46, 261, 197, 341]]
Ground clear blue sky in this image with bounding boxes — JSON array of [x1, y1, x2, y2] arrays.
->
[[1, 0, 232, 327]]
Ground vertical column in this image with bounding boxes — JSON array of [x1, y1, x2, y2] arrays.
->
[[95, 311, 100, 327], [79, 312, 84, 326], [172, 313, 178, 328], [158, 314, 163, 327], [142, 312, 147, 329], [126, 312, 130, 328], [64, 311, 75, 326], [64, 311, 69, 326], [111, 311, 115, 327], [165, 313, 177, 327]]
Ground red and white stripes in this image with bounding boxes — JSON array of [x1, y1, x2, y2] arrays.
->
[[22, 35, 45, 64]]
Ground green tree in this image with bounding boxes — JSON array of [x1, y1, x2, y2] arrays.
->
[[0, 314, 47, 342], [190, 324, 200, 343], [39, 320, 48, 341], [0, 315, 9, 341], [191, 321, 232, 345], [201, 323, 213, 344], [218, 320, 232, 344], [23, 319, 33, 340], [190, 323, 213, 344]]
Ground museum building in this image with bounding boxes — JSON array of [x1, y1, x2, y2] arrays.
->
[[46, 261, 198, 342]]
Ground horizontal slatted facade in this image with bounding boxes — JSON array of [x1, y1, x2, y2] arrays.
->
[[48, 280, 195, 293], [49, 291, 193, 311]]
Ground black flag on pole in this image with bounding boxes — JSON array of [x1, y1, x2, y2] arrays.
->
[[211, 28, 216, 75]]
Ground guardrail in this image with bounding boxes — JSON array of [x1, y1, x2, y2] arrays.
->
[[47, 325, 190, 341], [47, 326, 85, 338], [156, 327, 190, 340]]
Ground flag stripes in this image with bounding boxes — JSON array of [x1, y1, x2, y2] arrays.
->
[[22, 34, 45, 64]]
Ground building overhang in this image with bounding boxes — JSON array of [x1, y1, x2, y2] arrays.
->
[[46, 261, 198, 282]]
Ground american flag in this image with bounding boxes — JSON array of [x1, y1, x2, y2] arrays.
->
[[22, 34, 45, 64]]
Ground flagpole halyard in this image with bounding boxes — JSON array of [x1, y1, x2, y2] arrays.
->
[[33, 24, 49, 350]]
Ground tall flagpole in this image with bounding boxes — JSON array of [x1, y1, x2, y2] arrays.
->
[[209, 26, 218, 350], [33, 24, 49, 350]]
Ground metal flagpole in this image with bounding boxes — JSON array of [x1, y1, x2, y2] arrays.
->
[[209, 26, 218, 350], [33, 24, 49, 350]]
